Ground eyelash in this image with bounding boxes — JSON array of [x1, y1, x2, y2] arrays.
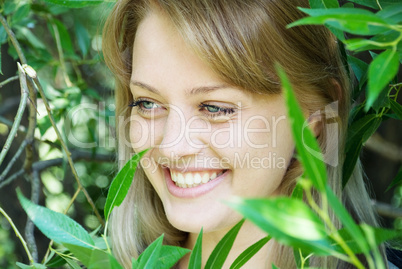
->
[[129, 99, 236, 118]]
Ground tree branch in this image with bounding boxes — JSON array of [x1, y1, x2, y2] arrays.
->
[[0, 63, 28, 167], [0, 15, 26, 64], [365, 133, 402, 163], [372, 200, 402, 219], [0, 75, 19, 88]]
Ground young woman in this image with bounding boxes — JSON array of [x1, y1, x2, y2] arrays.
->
[[102, 0, 386, 267]]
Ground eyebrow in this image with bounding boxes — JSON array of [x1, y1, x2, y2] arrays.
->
[[130, 80, 231, 96]]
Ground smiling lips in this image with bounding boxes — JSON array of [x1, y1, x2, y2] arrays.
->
[[169, 169, 227, 188]]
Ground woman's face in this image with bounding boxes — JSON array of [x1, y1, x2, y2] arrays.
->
[[129, 12, 295, 233]]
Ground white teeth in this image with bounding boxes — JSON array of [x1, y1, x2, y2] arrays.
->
[[185, 173, 193, 185], [194, 173, 202, 184], [210, 172, 217, 180], [171, 172, 177, 182], [177, 173, 185, 184], [202, 173, 209, 183]]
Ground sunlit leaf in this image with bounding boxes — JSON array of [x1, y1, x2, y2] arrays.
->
[[17, 190, 95, 248], [230, 236, 271, 269], [277, 64, 327, 191], [137, 235, 164, 269], [188, 228, 203, 269], [88, 249, 123, 269], [156, 246, 190, 269], [325, 186, 369, 254], [104, 149, 148, 221], [289, 8, 389, 35], [205, 219, 245, 269], [228, 198, 334, 255], [366, 49, 399, 110]]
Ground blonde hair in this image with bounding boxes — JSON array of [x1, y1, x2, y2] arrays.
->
[[102, 0, 386, 268]]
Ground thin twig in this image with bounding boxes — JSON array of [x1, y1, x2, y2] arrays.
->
[[0, 75, 19, 88], [0, 206, 34, 264], [372, 200, 402, 219], [0, 140, 28, 182], [23, 77, 38, 173], [365, 133, 402, 163], [0, 63, 28, 167], [0, 150, 114, 189], [48, 17, 72, 87], [25, 170, 40, 262], [0, 15, 26, 64]]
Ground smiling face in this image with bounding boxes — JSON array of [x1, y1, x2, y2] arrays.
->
[[129, 11, 295, 233]]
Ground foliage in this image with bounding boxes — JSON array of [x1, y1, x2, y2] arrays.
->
[[0, 0, 401, 268]]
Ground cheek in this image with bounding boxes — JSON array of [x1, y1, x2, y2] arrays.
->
[[129, 114, 152, 151]]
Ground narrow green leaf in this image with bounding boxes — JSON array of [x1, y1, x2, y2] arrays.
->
[[289, 8, 389, 35], [230, 236, 271, 269], [45, 250, 68, 268], [377, 4, 402, 24], [88, 249, 123, 269], [104, 149, 148, 220], [11, 4, 31, 25], [52, 19, 76, 58], [335, 225, 400, 254], [17, 190, 95, 248], [15, 27, 46, 49], [386, 166, 402, 192], [156, 245, 190, 269], [344, 38, 386, 52], [188, 228, 203, 269], [137, 234, 164, 269], [309, 0, 339, 9], [41, 0, 106, 8], [63, 244, 93, 267], [74, 21, 90, 57], [325, 186, 369, 254], [342, 143, 362, 188], [390, 99, 402, 120], [347, 55, 368, 96], [277, 64, 327, 192], [366, 50, 399, 110], [345, 114, 381, 151], [272, 264, 279, 269], [228, 198, 334, 255], [64, 258, 82, 269], [205, 219, 245, 269]]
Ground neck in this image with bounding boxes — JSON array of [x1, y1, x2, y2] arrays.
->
[[179, 220, 275, 268]]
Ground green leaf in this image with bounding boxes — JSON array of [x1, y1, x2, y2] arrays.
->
[[309, 0, 339, 9], [277, 64, 327, 192], [63, 258, 82, 269], [366, 50, 399, 110], [137, 234, 164, 269], [325, 186, 369, 254], [347, 55, 368, 93], [11, 4, 31, 25], [156, 245, 190, 269], [342, 143, 362, 188], [230, 236, 271, 269], [45, 250, 68, 268], [390, 99, 402, 120], [74, 21, 90, 57], [272, 264, 279, 269], [205, 219, 245, 269], [17, 189, 95, 248], [386, 166, 402, 192], [228, 198, 334, 255], [41, 0, 106, 8], [16, 262, 47, 269], [15, 27, 46, 49], [52, 19, 76, 58], [88, 249, 123, 269], [377, 4, 402, 24], [63, 244, 93, 266], [343, 0, 399, 10], [289, 8, 389, 36], [188, 228, 203, 269], [336, 225, 400, 254], [104, 149, 148, 220]]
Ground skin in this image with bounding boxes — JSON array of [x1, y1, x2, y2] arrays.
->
[[129, 10, 296, 268]]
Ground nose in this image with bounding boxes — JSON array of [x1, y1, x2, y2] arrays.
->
[[157, 106, 207, 160]]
